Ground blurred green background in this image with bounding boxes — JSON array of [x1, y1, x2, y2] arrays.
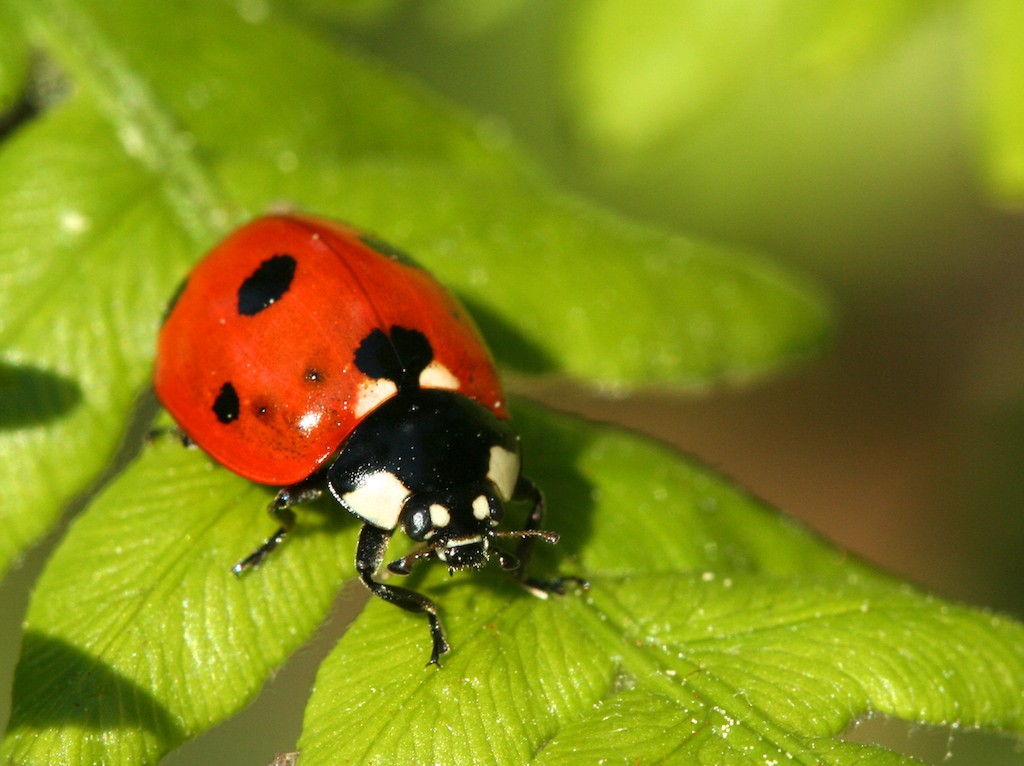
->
[[3, 1, 1023, 763]]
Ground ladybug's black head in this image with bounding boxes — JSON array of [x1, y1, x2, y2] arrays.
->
[[327, 386, 536, 577], [399, 486, 503, 573]]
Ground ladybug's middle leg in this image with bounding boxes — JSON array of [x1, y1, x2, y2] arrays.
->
[[232, 476, 322, 575], [355, 524, 449, 666], [499, 475, 588, 598]]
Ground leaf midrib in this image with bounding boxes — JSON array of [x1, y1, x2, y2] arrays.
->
[[20, 0, 231, 242], [558, 581, 844, 765]]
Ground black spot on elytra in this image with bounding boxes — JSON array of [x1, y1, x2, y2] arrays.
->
[[304, 368, 324, 383], [212, 382, 240, 424], [358, 234, 419, 267], [238, 254, 296, 316], [354, 326, 433, 391]]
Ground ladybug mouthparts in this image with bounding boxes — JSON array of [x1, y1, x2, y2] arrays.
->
[[436, 534, 489, 571]]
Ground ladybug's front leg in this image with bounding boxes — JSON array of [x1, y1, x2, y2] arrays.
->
[[356, 524, 449, 666], [386, 546, 436, 576], [232, 478, 322, 575]]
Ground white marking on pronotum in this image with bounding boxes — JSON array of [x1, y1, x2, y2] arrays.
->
[[429, 504, 451, 528], [354, 378, 398, 418], [472, 495, 490, 521], [419, 360, 460, 391], [487, 445, 519, 500], [339, 471, 410, 530]]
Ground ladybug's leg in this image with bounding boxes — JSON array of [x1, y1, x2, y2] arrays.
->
[[386, 546, 436, 576], [232, 479, 322, 575], [144, 424, 194, 448], [502, 476, 589, 598], [510, 475, 546, 571], [356, 524, 449, 666]]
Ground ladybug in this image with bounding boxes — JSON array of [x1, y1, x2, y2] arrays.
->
[[155, 214, 578, 665]]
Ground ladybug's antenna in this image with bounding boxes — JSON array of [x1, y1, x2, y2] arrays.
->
[[493, 529, 560, 545]]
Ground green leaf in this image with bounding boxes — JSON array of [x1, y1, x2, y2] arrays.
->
[[0, 1, 29, 111], [8, 404, 1024, 764], [325, 167, 830, 388], [971, 0, 1024, 204], [1, 432, 355, 765], [406, 0, 535, 38], [0, 97, 198, 574], [0, 0, 828, 579], [297, 404, 1024, 765], [287, 0, 399, 28]]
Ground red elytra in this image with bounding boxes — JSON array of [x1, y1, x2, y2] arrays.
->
[[154, 214, 506, 486]]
